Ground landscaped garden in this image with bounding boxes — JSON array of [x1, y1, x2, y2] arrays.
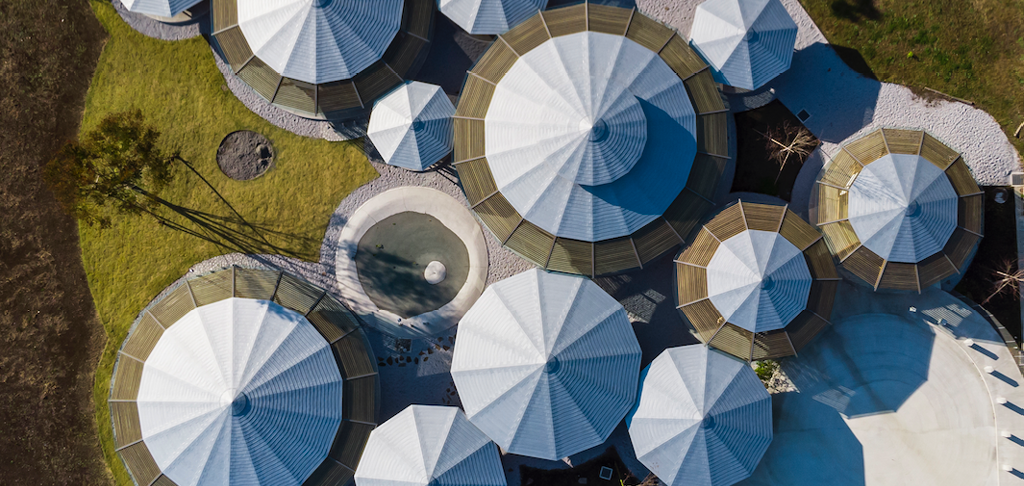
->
[[81, 1, 375, 482], [3, 0, 1024, 484]]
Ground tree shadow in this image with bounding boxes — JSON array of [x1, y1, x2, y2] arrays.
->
[[138, 158, 322, 259], [829, 0, 881, 23]]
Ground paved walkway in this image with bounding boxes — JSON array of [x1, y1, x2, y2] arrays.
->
[[739, 281, 1024, 485]]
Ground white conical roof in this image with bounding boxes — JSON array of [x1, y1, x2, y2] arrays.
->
[[450, 268, 642, 460], [135, 298, 344, 486], [627, 345, 772, 486], [690, 0, 798, 90], [367, 82, 456, 171], [848, 154, 958, 263], [354, 405, 506, 486], [485, 31, 698, 242], [120, 0, 201, 18], [706, 229, 812, 332], [237, 0, 403, 84], [438, 0, 547, 35]]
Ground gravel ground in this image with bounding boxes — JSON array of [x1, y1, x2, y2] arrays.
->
[[639, 0, 1021, 194], [209, 46, 361, 141], [111, 0, 204, 41]]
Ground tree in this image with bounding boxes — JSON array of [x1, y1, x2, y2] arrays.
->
[[758, 121, 818, 183], [44, 110, 174, 227], [983, 259, 1024, 305]]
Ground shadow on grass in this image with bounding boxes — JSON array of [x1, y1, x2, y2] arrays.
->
[[831, 44, 878, 80], [135, 158, 322, 260], [829, 0, 881, 22]]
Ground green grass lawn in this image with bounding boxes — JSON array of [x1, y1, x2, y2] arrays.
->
[[802, 0, 1024, 157], [82, 2, 376, 483]]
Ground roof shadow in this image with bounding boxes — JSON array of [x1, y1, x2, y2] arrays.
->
[[771, 42, 881, 144], [595, 253, 700, 369], [783, 313, 936, 418], [830, 45, 878, 81], [737, 392, 866, 486]]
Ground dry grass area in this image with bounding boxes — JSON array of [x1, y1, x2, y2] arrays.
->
[[0, 0, 110, 484], [80, 2, 376, 484], [802, 0, 1024, 155]]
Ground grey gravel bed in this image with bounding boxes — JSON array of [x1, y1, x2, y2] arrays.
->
[[111, 0, 203, 41]]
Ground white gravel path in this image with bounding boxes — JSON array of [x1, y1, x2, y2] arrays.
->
[[638, 0, 1022, 205]]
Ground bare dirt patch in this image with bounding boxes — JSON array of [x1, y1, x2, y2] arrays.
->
[[0, 0, 109, 483], [216, 130, 275, 181]]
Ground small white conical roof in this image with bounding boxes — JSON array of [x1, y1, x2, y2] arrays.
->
[[450, 268, 642, 460], [439, 0, 548, 35], [706, 229, 812, 332], [238, 0, 403, 84], [627, 345, 772, 486], [135, 298, 344, 486], [368, 82, 456, 171], [355, 405, 506, 486], [485, 31, 698, 241], [690, 0, 798, 90], [847, 154, 958, 263], [120, 0, 201, 18]]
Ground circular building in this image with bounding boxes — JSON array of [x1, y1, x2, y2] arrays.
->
[[689, 0, 798, 90], [450, 268, 642, 460], [812, 128, 983, 292], [354, 405, 506, 486], [675, 201, 838, 361], [109, 267, 380, 486], [118, 0, 201, 21], [454, 3, 729, 277], [439, 0, 547, 35], [210, 0, 434, 120], [367, 81, 455, 171], [627, 344, 772, 486]]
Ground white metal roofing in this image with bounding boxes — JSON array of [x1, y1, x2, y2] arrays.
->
[[354, 405, 507, 486], [120, 0, 201, 18], [135, 298, 343, 486], [706, 229, 812, 333], [367, 82, 456, 171], [485, 31, 698, 242], [689, 0, 798, 90], [438, 0, 548, 35], [237, 0, 403, 84], [450, 268, 642, 460], [848, 154, 958, 263], [627, 345, 772, 486]]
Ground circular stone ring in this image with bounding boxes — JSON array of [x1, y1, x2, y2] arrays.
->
[[334, 187, 488, 338]]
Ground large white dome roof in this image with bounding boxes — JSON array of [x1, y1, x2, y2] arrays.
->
[[136, 298, 343, 486]]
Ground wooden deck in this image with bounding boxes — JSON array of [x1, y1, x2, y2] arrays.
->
[[814, 128, 984, 291], [211, 0, 434, 120], [111, 267, 379, 486], [453, 4, 728, 277], [675, 201, 837, 361]]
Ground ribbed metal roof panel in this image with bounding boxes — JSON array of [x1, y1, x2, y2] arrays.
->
[[450, 269, 642, 460]]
